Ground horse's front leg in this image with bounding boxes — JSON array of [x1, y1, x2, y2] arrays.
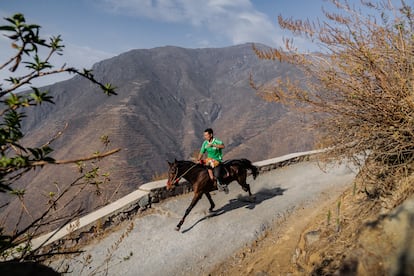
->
[[204, 192, 215, 212], [176, 192, 202, 231]]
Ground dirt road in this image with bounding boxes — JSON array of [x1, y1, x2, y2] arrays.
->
[[52, 160, 357, 275]]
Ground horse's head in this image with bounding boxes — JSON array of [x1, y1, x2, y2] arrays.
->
[[166, 159, 180, 191]]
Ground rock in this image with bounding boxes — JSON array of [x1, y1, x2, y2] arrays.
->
[[305, 230, 320, 246], [347, 197, 414, 275]]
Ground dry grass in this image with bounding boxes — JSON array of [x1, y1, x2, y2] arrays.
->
[[291, 166, 414, 275], [210, 168, 414, 275]]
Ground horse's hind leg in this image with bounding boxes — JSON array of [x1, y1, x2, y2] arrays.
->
[[242, 183, 252, 197], [176, 192, 202, 231], [237, 173, 252, 197], [240, 181, 256, 202], [236, 174, 257, 202], [205, 192, 215, 212]]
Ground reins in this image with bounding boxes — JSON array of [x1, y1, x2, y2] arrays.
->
[[171, 163, 198, 184]]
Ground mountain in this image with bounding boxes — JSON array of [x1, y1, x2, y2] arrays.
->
[[1, 43, 315, 231]]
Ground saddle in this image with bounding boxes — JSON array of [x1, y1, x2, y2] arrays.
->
[[201, 159, 231, 179]]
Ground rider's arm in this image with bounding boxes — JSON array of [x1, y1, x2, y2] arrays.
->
[[214, 139, 225, 149], [197, 142, 206, 162], [197, 152, 203, 161]]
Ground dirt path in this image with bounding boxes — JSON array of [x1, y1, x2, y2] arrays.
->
[[209, 187, 346, 275]]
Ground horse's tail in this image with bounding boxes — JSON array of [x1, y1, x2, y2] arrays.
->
[[240, 158, 259, 180]]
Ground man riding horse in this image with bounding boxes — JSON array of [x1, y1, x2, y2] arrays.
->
[[197, 128, 229, 194], [167, 129, 259, 230]]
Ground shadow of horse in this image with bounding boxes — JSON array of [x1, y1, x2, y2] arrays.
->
[[181, 187, 286, 233]]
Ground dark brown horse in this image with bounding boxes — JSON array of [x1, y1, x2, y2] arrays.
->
[[166, 159, 259, 231]]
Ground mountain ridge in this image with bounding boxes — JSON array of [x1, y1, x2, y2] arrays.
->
[[1, 43, 315, 231]]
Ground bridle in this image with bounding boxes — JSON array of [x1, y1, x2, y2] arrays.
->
[[167, 162, 198, 189]]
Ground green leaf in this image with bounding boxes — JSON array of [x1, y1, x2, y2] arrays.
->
[[43, 157, 55, 163], [29, 87, 54, 105], [50, 35, 64, 52], [103, 83, 117, 96], [27, 146, 54, 161], [0, 183, 13, 193], [11, 13, 25, 24], [9, 189, 26, 197], [0, 26, 15, 32], [4, 93, 21, 108], [27, 148, 41, 159], [23, 55, 53, 71], [4, 77, 21, 85]]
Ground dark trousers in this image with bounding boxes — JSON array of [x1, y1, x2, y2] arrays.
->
[[213, 164, 223, 183]]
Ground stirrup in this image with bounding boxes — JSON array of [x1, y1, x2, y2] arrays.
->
[[217, 181, 229, 194]]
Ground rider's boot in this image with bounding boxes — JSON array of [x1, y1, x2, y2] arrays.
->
[[217, 179, 229, 194]]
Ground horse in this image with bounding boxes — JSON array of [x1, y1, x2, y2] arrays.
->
[[166, 158, 259, 231]]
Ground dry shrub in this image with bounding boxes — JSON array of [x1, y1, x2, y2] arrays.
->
[[251, 0, 414, 200]]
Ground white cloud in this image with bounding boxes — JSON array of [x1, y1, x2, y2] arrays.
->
[[209, 10, 280, 46], [98, 0, 283, 47], [58, 43, 114, 70]]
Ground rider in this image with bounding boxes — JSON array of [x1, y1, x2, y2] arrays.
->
[[197, 128, 228, 193]]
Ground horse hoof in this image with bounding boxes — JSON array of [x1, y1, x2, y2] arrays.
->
[[249, 196, 256, 203], [175, 226, 180, 231]]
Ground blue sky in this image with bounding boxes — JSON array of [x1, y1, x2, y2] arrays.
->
[[0, 0, 391, 86]]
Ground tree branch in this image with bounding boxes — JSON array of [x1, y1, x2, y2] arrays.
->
[[31, 148, 121, 166]]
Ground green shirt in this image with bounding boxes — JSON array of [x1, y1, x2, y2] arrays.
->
[[200, 138, 224, 162]]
